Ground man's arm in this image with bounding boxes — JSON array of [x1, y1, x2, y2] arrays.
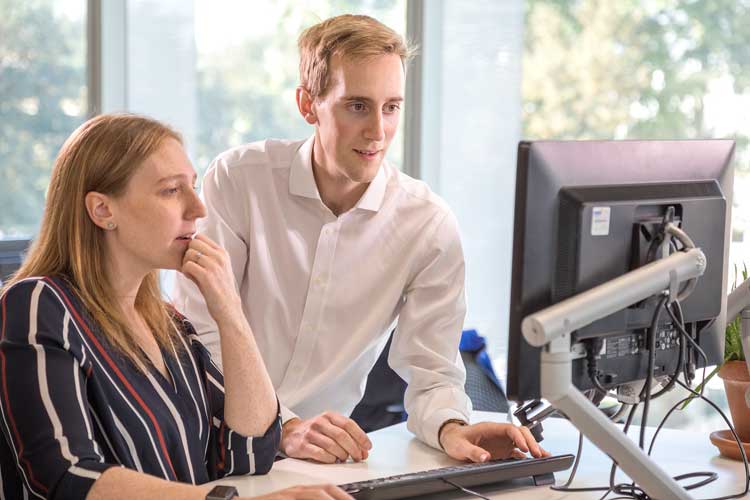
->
[[389, 209, 472, 449], [390, 209, 548, 462]]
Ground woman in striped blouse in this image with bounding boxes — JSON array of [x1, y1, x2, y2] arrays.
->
[[0, 114, 350, 500]]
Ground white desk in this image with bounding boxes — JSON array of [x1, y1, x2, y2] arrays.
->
[[211, 411, 748, 498]]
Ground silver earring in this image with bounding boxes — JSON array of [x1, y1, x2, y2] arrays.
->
[[106, 222, 116, 230]]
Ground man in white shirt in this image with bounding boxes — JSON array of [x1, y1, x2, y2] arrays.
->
[[174, 14, 547, 465]]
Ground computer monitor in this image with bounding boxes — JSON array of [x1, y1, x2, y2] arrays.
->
[[507, 140, 734, 403], [0, 239, 30, 287]]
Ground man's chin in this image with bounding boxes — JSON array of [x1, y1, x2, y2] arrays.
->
[[349, 161, 382, 183]]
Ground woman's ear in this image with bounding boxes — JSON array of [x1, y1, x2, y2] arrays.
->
[[295, 86, 318, 125], [85, 191, 117, 230]]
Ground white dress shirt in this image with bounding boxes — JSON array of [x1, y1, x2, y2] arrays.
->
[[172, 137, 471, 449]]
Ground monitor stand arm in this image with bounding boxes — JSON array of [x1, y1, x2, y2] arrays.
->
[[522, 248, 707, 500]]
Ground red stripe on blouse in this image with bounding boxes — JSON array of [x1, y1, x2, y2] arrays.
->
[[44, 278, 178, 479], [0, 291, 49, 494]]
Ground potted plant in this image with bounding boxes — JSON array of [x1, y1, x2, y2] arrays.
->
[[705, 266, 750, 458], [718, 266, 750, 437]]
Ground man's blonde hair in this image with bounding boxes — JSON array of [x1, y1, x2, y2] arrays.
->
[[298, 14, 415, 99]]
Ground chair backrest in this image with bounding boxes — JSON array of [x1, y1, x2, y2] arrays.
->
[[461, 350, 509, 413], [350, 329, 510, 432], [460, 329, 509, 413], [349, 332, 407, 432]]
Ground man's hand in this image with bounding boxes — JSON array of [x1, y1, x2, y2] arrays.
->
[[281, 412, 372, 463], [439, 421, 551, 463]]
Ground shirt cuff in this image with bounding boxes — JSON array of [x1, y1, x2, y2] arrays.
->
[[52, 462, 118, 500], [417, 407, 472, 450], [220, 413, 282, 476], [279, 403, 299, 425]]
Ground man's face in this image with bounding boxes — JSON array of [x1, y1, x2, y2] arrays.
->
[[310, 53, 405, 185]]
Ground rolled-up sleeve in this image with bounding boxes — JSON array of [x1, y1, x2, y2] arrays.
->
[[388, 210, 473, 450], [0, 280, 117, 500], [194, 339, 281, 479]]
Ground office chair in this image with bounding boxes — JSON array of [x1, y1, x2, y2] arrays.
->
[[351, 329, 510, 432], [350, 332, 407, 432], [460, 329, 510, 413]]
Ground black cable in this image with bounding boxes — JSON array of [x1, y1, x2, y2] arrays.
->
[[639, 294, 669, 450], [587, 338, 612, 395], [673, 379, 750, 500], [584, 294, 674, 500], [548, 217, 739, 499], [681, 300, 711, 391], [666, 303, 708, 368], [665, 300, 709, 405], [642, 304, 747, 500], [645, 206, 677, 264], [550, 391, 619, 493], [675, 300, 706, 369], [441, 477, 491, 500], [650, 301, 685, 399], [647, 394, 692, 457], [645, 395, 719, 491], [675, 301, 705, 394], [567, 297, 728, 500], [550, 431, 611, 493], [597, 404, 643, 500], [673, 472, 719, 491]]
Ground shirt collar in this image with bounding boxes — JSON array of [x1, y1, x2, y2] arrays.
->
[[289, 136, 320, 200], [288, 136, 388, 213], [353, 162, 387, 212]]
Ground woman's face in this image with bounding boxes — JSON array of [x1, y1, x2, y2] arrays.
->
[[106, 138, 206, 272]]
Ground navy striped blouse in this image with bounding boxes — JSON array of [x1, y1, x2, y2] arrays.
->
[[0, 276, 281, 499]]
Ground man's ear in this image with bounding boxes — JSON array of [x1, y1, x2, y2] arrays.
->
[[295, 86, 318, 125], [84, 191, 116, 230]]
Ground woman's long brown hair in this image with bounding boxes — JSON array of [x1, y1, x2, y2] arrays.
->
[[2, 113, 185, 366]]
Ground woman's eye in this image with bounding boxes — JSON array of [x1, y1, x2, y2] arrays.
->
[[163, 187, 179, 195]]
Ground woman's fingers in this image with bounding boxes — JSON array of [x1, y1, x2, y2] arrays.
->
[[187, 238, 219, 263], [193, 232, 222, 250]]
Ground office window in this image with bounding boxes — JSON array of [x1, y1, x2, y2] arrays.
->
[[523, 0, 750, 276], [117, 0, 406, 175], [412, 0, 525, 362], [194, 0, 406, 172], [522, 0, 750, 430], [0, 1, 404, 240], [0, 0, 87, 238]]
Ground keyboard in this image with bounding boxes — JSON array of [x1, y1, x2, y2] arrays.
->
[[339, 454, 575, 499]]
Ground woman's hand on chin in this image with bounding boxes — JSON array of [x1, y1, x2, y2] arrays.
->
[[180, 233, 243, 326]]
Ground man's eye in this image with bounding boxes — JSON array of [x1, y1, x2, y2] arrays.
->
[[350, 102, 366, 112], [386, 104, 401, 113]]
